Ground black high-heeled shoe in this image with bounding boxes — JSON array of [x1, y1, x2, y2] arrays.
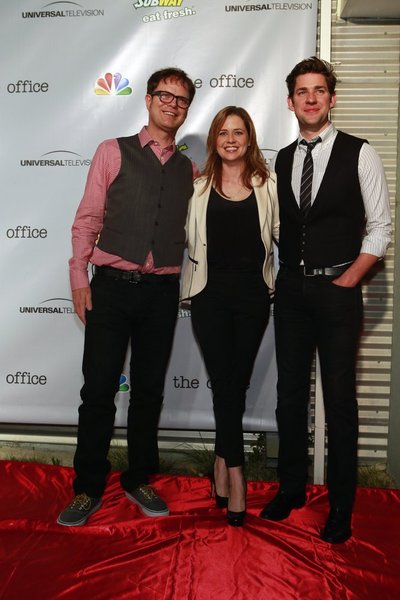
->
[[227, 509, 246, 527], [209, 472, 229, 508], [227, 470, 246, 527]]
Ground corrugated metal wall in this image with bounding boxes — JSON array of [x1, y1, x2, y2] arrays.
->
[[329, 1, 399, 461]]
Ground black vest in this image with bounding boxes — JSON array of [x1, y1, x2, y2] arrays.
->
[[276, 131, 366, 268], [97, 135, 193, 266]]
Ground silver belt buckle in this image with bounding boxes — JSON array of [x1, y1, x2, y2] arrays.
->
[[304, 267, 323, 277]]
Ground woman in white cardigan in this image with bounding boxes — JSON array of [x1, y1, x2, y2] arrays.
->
[[181, 107, 279, 526]]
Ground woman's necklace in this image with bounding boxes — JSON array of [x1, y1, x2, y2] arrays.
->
[[221, 178, 252, 201]]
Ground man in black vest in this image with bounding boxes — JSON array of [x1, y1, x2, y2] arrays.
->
[[58, 68, 196, 526], [259, 57, 391, 543]]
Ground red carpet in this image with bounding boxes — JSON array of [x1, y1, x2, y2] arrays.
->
[[0, 460, 399, 599]]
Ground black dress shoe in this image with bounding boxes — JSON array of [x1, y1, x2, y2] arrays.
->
[[259, 489, 306, 521], [321, 508, 352, 544]]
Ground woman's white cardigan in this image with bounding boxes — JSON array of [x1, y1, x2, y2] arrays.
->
[[181, 173, 279, 301]]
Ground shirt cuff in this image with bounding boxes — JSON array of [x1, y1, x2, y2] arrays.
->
[[70, 268, 90, 291], [360, 238, 390, 259]]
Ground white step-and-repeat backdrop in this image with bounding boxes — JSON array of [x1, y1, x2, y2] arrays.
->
[[1, 0, 317, 431]]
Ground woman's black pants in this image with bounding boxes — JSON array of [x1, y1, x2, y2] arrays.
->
[[190, 270, 270, 467]]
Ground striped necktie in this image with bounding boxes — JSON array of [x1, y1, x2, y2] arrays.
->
[[299, 137, 321, 216]]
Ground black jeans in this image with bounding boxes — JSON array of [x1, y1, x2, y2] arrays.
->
[[73, 272, 179, 498], [274, 267, 363, 510], [190, 270, 270, 467]]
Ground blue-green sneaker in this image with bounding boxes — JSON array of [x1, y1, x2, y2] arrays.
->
[[57, 493, 101, 526], [125, 484, 169, 517]]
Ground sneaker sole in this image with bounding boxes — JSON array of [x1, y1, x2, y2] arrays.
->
[[125, 491, 169, 517], [57, 500, 102, 527]]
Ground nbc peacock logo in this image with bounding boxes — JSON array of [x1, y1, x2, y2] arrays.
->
[[119, 374, 130, 393], [94, 72, 132, 96]]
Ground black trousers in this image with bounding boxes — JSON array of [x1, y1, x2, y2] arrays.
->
[[190, 270, 270, 467], [274, 267, 363, 510], [73, 272, 179, 498]]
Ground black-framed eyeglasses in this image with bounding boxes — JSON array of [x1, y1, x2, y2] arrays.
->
[[150, 90, 191, 110]]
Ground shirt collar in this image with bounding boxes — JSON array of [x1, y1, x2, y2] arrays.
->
[[297, 122, 336, 147], [138, 126, 176, 152]]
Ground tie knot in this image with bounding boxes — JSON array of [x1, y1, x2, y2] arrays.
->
[[300, 137, 321, 152]]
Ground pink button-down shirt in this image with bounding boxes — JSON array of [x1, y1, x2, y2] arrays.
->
[[69, 127, 199, 290]]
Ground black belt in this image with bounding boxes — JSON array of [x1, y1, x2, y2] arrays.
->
[[95, 265, 179, 284], [280, 263, 351, 277]]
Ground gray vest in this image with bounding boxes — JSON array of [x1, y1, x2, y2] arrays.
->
[[97, 135, 193, 266]]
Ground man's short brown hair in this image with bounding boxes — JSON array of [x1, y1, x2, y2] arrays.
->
[[286, 57, 337, 98], [147, 68, 196, 104]]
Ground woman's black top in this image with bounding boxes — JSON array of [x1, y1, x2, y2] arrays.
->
[[206, 187, 265, 272]]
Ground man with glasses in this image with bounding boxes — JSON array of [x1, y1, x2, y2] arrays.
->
[[58, 68, 197, 526]]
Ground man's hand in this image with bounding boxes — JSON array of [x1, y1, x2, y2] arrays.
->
[[332, 253, 379, 288], [72, 287, 92, 325]]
